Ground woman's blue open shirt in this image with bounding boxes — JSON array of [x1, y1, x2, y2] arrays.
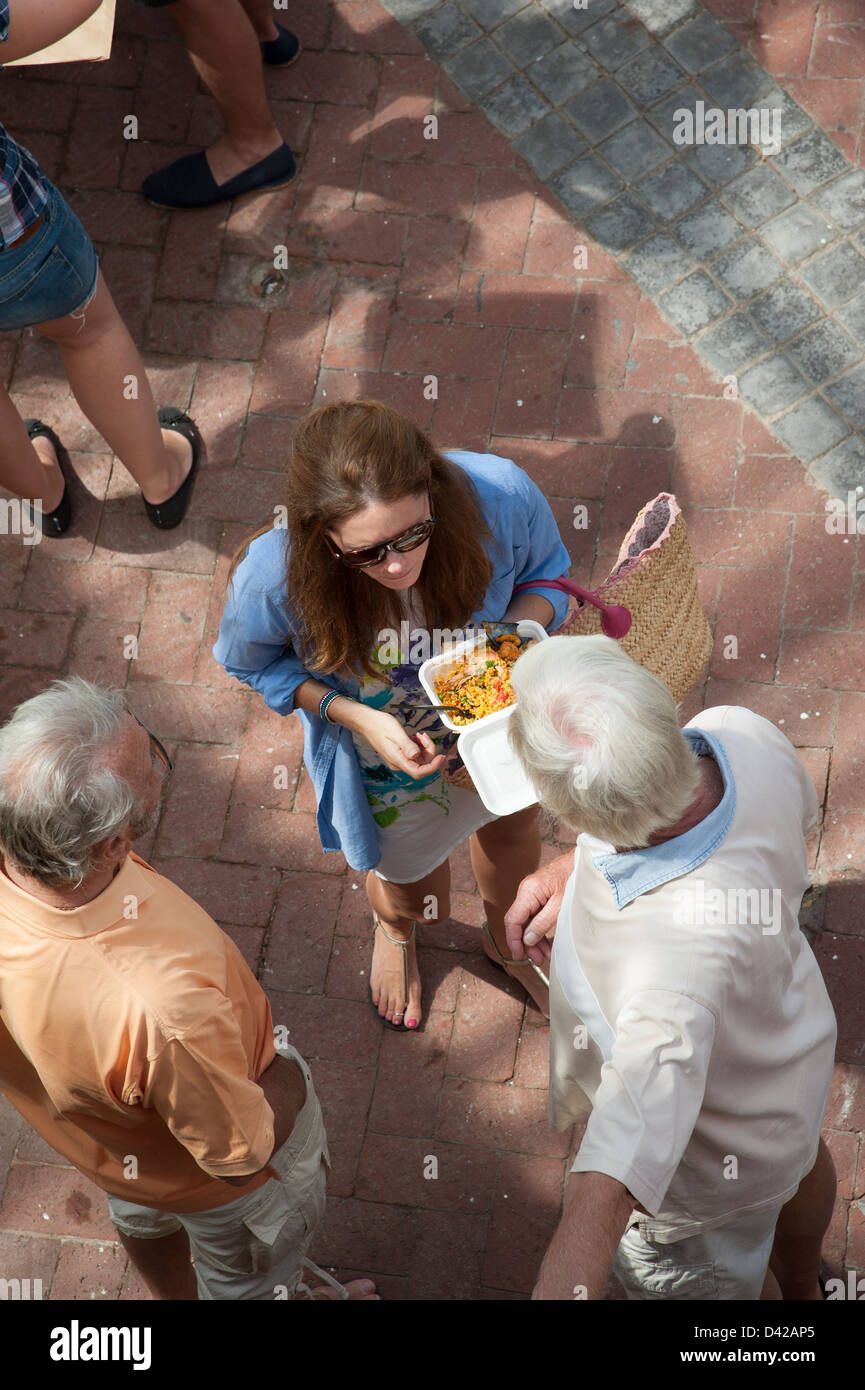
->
[[213, 451, 572, 870]]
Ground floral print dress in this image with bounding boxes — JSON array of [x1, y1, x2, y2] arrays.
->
[[349, 592, 498, 883]]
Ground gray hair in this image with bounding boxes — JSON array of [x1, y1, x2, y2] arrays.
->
[[0, 678, 150, 888], [508, 635, 702, 848]]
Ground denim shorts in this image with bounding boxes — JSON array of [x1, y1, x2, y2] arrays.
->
[[0, 180, 99, 333]]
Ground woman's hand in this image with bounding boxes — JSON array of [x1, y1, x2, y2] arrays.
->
[[355, 707, 446, 779]]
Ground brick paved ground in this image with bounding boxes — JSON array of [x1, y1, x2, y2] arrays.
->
[[390, 0, 865, 485], [0, 0, 862, 1300]]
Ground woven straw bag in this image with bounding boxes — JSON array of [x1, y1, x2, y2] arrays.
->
[[512, 493, 712, 703]]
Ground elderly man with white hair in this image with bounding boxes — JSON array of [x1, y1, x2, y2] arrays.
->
[[0, 678, 376, 1301], [505, 635, 837, 1302]]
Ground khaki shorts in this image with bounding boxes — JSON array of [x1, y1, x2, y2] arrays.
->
[[107, 1046, 343, 1301], [613, 1202, 784, 1300]]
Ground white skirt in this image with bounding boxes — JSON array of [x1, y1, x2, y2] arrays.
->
[[371, 776, 499, 883]]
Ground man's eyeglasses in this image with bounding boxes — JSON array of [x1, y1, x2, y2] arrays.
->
[[131, 713, 173, 774], [324, 515, 435, 569]]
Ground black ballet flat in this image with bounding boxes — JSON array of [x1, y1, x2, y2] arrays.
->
[[143, 407, 203, 530], [23, 419, 72, 538]]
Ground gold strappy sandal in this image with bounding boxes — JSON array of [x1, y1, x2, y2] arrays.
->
[[482, 922, 550, 1019], [368, 914, 416, 1032]]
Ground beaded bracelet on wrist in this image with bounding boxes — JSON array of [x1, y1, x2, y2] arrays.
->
[[319, 690, 341, 722]]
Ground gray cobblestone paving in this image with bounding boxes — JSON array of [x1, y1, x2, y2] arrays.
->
[[380, 0, 865, 493]]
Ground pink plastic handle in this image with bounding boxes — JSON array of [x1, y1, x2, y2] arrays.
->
[[512, 576, 632, 640]]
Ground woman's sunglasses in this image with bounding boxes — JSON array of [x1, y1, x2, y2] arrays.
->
[[324, 515, 435, 569]]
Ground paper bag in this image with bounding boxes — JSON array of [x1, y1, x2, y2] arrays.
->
[[7, 0, 117, 66]]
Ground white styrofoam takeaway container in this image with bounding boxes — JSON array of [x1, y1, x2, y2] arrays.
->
[[417, 619, 548, 815]]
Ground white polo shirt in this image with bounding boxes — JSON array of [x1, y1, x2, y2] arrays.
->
[[548, 705, 837, 1242]]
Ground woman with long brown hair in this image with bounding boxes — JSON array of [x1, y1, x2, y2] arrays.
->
[[214, 401, 572, 1031]]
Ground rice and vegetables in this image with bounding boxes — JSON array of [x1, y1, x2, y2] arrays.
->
[[432, 634, 536, 725]]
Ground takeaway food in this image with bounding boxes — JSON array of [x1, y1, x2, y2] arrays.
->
[[432, 634, 536, 726]]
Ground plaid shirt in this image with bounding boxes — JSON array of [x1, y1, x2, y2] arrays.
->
[[0, 0, 51, 250]]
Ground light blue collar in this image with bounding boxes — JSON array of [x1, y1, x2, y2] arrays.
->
[[584, 727, 737, 909]]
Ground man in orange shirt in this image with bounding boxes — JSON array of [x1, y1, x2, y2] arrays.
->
[[0, 676, 376, 1301]]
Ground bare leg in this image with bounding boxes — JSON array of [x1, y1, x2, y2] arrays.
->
[[239, 0, 280, 42], [115, 1227, 199, 1301], [759, 1265, 783, 1300], [164, 0, 282, 184], [117, 1224, 380, 1300], [34, 274, 192, 507], [365, 858, 450, 1028], [768, 1138, 836, 1300], [0, 381, 65, 512], [470, 804, 548, 1014]]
